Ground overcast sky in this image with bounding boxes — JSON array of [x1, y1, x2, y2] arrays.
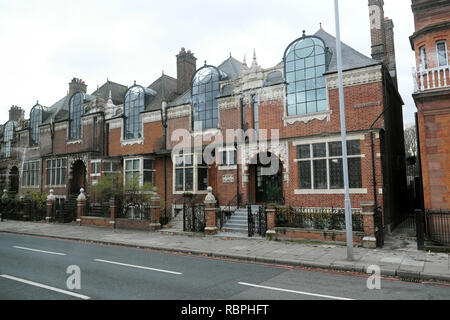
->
[[0, 0, 416, 127]]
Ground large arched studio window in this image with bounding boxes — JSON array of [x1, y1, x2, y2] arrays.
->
[[191, 65, 222, 130], [3, 121, 16, 158], [30, 103, 44, 146], [284, 35, 328, 116], [124, 85, 151, 140], [69, 92, 84, 140]]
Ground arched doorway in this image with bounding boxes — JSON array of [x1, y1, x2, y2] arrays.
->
[[71, 160, 86, 194], [248, 152, 283, 204], [9, 166, 19, 195]]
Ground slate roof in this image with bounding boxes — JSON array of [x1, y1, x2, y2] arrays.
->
[[91, 80, 128, 105], [145, 74, 178, 112], [314, 29, 379, 73], [168, 55, 248, 107]]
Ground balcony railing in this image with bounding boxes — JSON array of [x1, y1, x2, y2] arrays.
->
[[413, 65, 450, 92]]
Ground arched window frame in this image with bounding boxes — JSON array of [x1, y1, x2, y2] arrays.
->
[[123, 84, 149, 140], [284, 35, 329, 117], [3, 121, 16, 158], [69, 92, 85, 140], [29, 103, 44, 146], [190, 65, 223, 131]]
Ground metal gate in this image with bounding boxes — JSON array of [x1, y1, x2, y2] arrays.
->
[[248, 205, 267, 237], [183, 203, 206, 232]]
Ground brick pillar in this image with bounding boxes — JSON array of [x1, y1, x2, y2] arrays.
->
[[46, 189, 55, 223], [109, 198, 116, 229], [149, 187, 161, 231], [265, 204, 276, 240], [204, 186, 218, 235], [77, 188, 86, 226], [361, 201, 377, 248]]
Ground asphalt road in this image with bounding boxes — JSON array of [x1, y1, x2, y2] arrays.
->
[[0, 233, 449, 300]]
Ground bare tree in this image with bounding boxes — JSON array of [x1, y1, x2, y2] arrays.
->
[[404, 125, 418, 158]]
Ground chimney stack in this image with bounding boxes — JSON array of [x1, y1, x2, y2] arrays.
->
[[368, 0, 397, 87], [383, 17, 398, 87], [176, 48, 197, 95], [9, 105, 24, 122], [68, 78, 87, 97], [368, 0, 386, 62]]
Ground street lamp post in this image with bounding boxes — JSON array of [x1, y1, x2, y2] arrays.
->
[[334, 0, 354, 261]]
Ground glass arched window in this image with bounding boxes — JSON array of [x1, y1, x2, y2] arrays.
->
[[124, 85, 147, 140], [69, 92, 84, 140], [284, 36, 328, 116], [30, 104, 44, 146], [191, 66, 222, 130], [3, 121, 16, 158]]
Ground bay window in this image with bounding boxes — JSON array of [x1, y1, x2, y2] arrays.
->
[[437, 41, 448, 67]]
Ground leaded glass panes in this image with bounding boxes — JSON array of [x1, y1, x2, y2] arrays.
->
[[3, 121, 15, 158], [69, 92, 84, 140], [192, 66, 221, 130], [30, 105, 43, 146], [124, 86, 146, 140], [285, 36, 327, 116]]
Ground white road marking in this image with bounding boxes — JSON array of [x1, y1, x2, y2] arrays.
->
[[94, 259, 183, 275], [0, 274, 90, 300], [238, 282, 354, 300], [13, 246, 66, 256]]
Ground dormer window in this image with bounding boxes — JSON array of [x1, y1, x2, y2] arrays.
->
[[284, 35, 328, 116], [191, 65, 223, 130], [2, 121, 16, 158], [30, 103, 44, 146], [69, 92, 84, 140], [124, 85, 154, 140]]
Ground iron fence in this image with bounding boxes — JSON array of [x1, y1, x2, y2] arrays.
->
[[86, 201, 111, 218], [275, 206, 364, 232], [118, 203, 151, 220], [425, 210, 450, 246]]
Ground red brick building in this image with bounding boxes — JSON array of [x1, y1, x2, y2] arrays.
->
[[410, 0, 450, 210], [0, 0, 407, 233]]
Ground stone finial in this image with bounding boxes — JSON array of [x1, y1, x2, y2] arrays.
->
[[204, 186, 216, 203], [243, 54, 247, 66], [2, 189, 8, 200], [77, 188, 86, 201], [46, 189, 56, 201]]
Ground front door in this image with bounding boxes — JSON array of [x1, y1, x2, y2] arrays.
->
[[71, 160, 86, 194], [255, 159, 283, 204]]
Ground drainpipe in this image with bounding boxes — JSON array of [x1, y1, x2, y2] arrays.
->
[[369, 66, 391, 215], [161, 101, 168, 211]]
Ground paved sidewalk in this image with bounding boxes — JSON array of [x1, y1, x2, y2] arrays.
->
[[0, 220, 449, 282]]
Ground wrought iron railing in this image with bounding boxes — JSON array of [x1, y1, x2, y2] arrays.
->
[[425, 210, 450, 246], [86, 201, 110, 218], [275, 206, 364, 232]]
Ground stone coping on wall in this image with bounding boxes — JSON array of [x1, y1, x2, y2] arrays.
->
[[274, 227, 365, 244]]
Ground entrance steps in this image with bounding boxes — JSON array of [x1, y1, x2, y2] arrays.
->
[[221, 205, 260, 234]]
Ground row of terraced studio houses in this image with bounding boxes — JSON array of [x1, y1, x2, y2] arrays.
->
[[1, 0, 447, 247]]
